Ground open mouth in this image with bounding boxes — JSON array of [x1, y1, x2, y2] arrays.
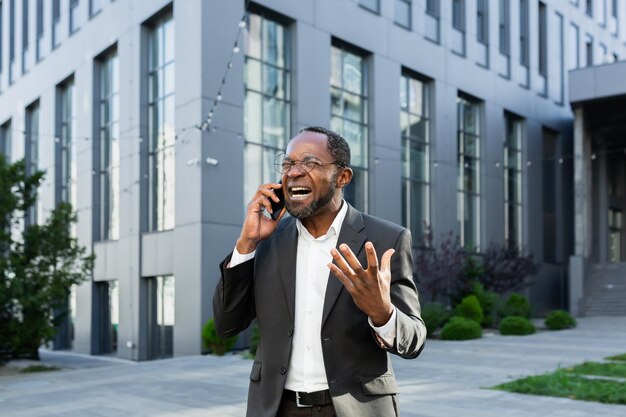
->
[[288, 186, 312, 200]]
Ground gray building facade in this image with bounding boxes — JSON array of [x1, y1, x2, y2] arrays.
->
[[1, 0, 625, 360]]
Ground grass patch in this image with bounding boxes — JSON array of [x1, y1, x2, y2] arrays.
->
[[493, 370, 626, 405], [565, 361, 626, 379], [607, 353, 626, 362], [19, 365, 60, 374]]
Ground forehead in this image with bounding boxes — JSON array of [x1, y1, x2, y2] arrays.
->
[[285, 131, 331, 160]]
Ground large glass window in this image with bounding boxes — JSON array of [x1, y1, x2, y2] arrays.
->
[[401, 73, 430, 248], [395, 0, 412, 29], [52, 0, 60, 49], [57, 79, 77, 224], [0, 120, 11, 160], [147, 13, 175, 232], [538, 2, 547, 77], [586, 0, 593, 16], [504, 114, 523, 249], [569, 23, 580, 70], [476, 0, 488, 45], [36, 0, 43, 61], [499, 0, 510, 56], [147, 275, 175, 359], [425, 0, 440, 42], [25, 102, 40, 226], [22, 0, 29, 73], [452, 0, 465, 31], [9, 0, 15, 83], [520, 0, 529, 67], [69, 0, 79, 34], [97, 279, 119, 354], [96, 50, 120, 241], [457, 96, 481, 251], [244, 11, 290, 205], [331, 44, 368, 212]]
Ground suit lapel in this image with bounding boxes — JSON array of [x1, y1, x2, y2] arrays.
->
[[275, 219, 298, 323], [321, 204, 366, 328]]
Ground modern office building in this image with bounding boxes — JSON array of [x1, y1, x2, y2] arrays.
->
[[1, 0, 625, 360]]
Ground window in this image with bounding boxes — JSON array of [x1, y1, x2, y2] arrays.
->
[[9, 0, 15, 83], [395, 0, 412, 29], [90, 0, 104, 17], [360, 0, 380, 14], [147, 13, 175, 232], [97, 280, 119, 354], [538, 2, 547, 76], [499, 0, 510, 55], [569, 23, 580, 70], [401, 72, 431, 247], [244, 11, 290, 206], [57, 79, 77, 220], [69, 0, 79, 33], [331, 44, 368, 212], [504, 114, 523, 249], [542, 129, 558, 262], [25, 102, 40, 226], [146, 276, 175, 359], [477, 0, 488, 45], [457, 96, 481, 251], [425, 0, 440, 42], [520, 0, 529, 67], [556, 12, 564, 104], [0, 120, 11, 160], [452, 0, 465, 31], [586, 0, 593, 16], [95, 49, 120, 241], [426, 0, 439, 16], [36, 0, 43, 61], [52, 0, 60, 48], [22, 0, 28, 73], [585, 34, 593, 66]]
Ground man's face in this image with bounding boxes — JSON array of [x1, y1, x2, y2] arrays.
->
[[281, 131, 341, 220]]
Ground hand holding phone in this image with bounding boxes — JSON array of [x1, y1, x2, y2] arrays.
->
[[270, 183, 285, 221]]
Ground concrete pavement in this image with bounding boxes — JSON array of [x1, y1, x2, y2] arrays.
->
[[0, 316, 625, 416]]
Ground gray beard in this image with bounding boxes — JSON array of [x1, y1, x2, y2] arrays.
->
[[285, 181, 336, 220]]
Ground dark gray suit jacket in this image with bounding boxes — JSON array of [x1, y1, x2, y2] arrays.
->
[[213, 204, 425, 417]]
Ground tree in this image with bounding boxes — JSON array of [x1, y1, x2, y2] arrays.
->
[[0, 155, 94, 360], [479, 242, 540, 294]]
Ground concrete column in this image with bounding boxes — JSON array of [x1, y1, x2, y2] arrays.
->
[[598, 148, 609, 264], [573, 107, 591, 258]]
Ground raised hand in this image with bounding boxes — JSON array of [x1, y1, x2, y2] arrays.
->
[[328, 241, 395, 326], [236, 183, 286, 254]]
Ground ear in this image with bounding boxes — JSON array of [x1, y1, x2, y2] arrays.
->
[[335, 167, 353, 189]]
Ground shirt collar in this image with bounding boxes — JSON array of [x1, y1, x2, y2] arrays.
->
[[296, 200, 349, 241]]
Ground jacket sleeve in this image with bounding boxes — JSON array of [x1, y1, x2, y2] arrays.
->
[[212, 253, 257, 338], [386, 228, 427, 359]]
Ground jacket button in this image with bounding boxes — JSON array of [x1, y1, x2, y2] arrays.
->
[[288, 329, 294, 337], [280, 367, 287, 375]]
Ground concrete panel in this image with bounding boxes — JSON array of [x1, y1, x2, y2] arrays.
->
[[142, 230, 175, 277]]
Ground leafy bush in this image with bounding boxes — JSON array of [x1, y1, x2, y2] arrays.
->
[[480, 242, 541, 294], [441, 316, 483, 340], [545, 310, 576, 330], [421, 302, 450, 336], [499, 316, 535, 335], [469, 281, 499, 327], [498, 293, 532, 319], [202, 319, 237, 356], [455, 295, 484, 325]]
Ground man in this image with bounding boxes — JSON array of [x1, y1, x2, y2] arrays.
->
[[213, 126, 426, 417]]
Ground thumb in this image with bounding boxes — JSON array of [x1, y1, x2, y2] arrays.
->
[[380, 248, 395, 274]]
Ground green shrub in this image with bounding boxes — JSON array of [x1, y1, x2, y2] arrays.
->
[[202, 319, 237, 356], [498, 293, 532, 319], [421, 302, 450, 336], [545, 310, 576, 330], [470, 281, 499, 328], [499, 316, 535, 335], [441, 316, 483, 340], [455, 295, 484, 325]]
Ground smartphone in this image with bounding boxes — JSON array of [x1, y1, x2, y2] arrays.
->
[[270, 183, 285, 221]]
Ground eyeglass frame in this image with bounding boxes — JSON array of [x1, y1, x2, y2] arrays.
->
[[274, 152, 347, 175]]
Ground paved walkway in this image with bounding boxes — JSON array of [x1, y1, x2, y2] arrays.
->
[[0, 316, 625, 416]]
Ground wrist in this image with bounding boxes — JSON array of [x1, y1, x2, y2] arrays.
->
[[370, 305, 394, 327], [236, 237, 258, 255]]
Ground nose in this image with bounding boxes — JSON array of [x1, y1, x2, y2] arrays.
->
[[285, 163, 305, 177]]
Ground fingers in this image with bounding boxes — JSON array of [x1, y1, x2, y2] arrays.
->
[[330, 247, 357, 278], [364, 242, 379, 271], [380, 248, 395, 274], [327, 262, 354, 290], [337, 244, 365, 276], [257, 183, 282, 203]]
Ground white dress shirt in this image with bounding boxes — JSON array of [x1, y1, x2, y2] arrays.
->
[[229, 201, 396, 393]]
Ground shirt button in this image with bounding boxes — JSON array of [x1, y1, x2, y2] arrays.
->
[[280, 367, 287, 375]]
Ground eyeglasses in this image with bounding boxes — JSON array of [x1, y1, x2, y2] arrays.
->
[[274, 153, 346, 175]]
